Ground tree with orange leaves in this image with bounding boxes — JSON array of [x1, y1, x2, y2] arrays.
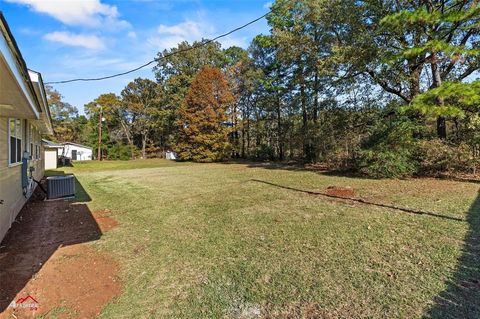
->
[[176, 66, 235, 162]]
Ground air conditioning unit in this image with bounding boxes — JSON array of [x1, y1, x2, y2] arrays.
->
[[47, 175, 75, 200]]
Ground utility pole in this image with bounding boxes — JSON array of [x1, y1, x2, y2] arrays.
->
[[97, 105, 102, 161]]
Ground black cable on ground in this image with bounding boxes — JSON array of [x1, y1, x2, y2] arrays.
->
[[32, 178, 47, 195]]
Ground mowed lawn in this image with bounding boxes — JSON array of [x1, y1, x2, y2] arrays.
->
[[54, 160, 479, 318]]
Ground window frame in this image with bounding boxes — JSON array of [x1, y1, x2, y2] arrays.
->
[[28, 122, 34, 160], [8, 118, 23, 166], [36, 128, 41, 160]]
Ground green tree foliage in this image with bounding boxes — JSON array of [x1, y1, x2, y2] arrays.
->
[[324, 0, 480, 139], [85, 93, 125, 160], [249, 35, 290, 160], [50, 0, 479, 177], [84, 79, 167, 160], [154, 41, 226, 110], [176, 66, 235, 162], [121, 78, 161, 158], [409, 80, 480, 117], [46, 85, 80, 142], [47, 85, 78, 121], [268, 0, 334, 160], [355, 116, 420, 178]]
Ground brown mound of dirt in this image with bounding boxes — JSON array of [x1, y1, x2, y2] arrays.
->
[[325, 186, 357, 198], [0, 192, 121, 319]]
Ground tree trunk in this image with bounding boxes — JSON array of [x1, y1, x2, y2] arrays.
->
[[233, 103, 238, 158], [437, 116, 447, 139], [312, 69, 320, 161], [431, 53, 447, 139], [409, 63, 421, 100], [142, 134, 147, 159], [311, 29, 320, 161], [119, 120, 134, 159], [313, 29, 320, 124], [254, 109, 261, 157], [300, 79, 308, 160], [246, 111, 251, 158], [276, 93, 284, 161], [241, 117, 246, 158], [120, 120, 132, 145]]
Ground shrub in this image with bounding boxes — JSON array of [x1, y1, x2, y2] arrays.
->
[[357, 149, 417, 178], [323, 147, 357, 171], [353, 116, 419, 178], [107, 144, 137, 160], [255, 144, 275, 160], [415, 139, 473, 175]]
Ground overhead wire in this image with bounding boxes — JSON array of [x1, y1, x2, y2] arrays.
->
[[45, 11, 270, 84]]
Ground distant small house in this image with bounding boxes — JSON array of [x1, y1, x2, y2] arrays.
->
[[62, 142, 93, 161], [42, 139, 63, 169], [166, 151, 177, 160]]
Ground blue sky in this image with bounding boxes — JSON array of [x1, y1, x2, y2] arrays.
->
[[0, 0, 271, 114]]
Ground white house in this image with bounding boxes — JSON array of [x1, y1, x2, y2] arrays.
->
[[0, 12, 53, 242], [62, 142, 93, 161]]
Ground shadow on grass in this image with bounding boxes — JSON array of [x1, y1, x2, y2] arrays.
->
[[221, 159, 308, 172], [427, 193, 480, 318], [223, 160, 480, 184], [0, 172, 99, 312], [252, 179, 465, 222], [221, 160, 382, 181]]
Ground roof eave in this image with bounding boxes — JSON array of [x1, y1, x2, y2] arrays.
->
[[29, 69, 53, 135], [0, 12, 42, 117]]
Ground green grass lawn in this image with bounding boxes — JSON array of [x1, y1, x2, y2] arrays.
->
[[54, 159, 480, 318]]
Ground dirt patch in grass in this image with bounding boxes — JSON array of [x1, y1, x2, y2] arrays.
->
[[2, 245, 121, 319], [0, 193, 121, 319], [93, 209, 119, 232], [325, 186, 357, 198]]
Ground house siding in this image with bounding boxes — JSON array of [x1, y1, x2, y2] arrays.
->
[[0, 116, 45, 242]]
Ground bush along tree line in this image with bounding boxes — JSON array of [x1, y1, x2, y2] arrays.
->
[[48, 0, 480, 177]]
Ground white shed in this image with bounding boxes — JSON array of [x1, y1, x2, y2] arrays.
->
[[42, 139, 63, 169], [62, 142, 93, 161]]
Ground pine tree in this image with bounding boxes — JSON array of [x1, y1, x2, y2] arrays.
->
[[176, 66, 235, 162], [324, 0, 480, 139]]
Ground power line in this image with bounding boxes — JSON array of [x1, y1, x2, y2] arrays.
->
[[45, 12, 270, 85]]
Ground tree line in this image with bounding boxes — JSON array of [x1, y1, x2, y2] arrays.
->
[[49, 0, 480, 177]]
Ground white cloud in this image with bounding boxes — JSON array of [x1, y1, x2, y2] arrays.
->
[[18, 27, 41, 36], [6, 0, 130, 29], [147, 19, 213, 50], [157, 20, 211, 38], [44, 31, 105, 50], [219, 35, 248, 49], [148, 17, 246, 51], [127, 31, 137, 39], [263, 2, 273, 9]]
